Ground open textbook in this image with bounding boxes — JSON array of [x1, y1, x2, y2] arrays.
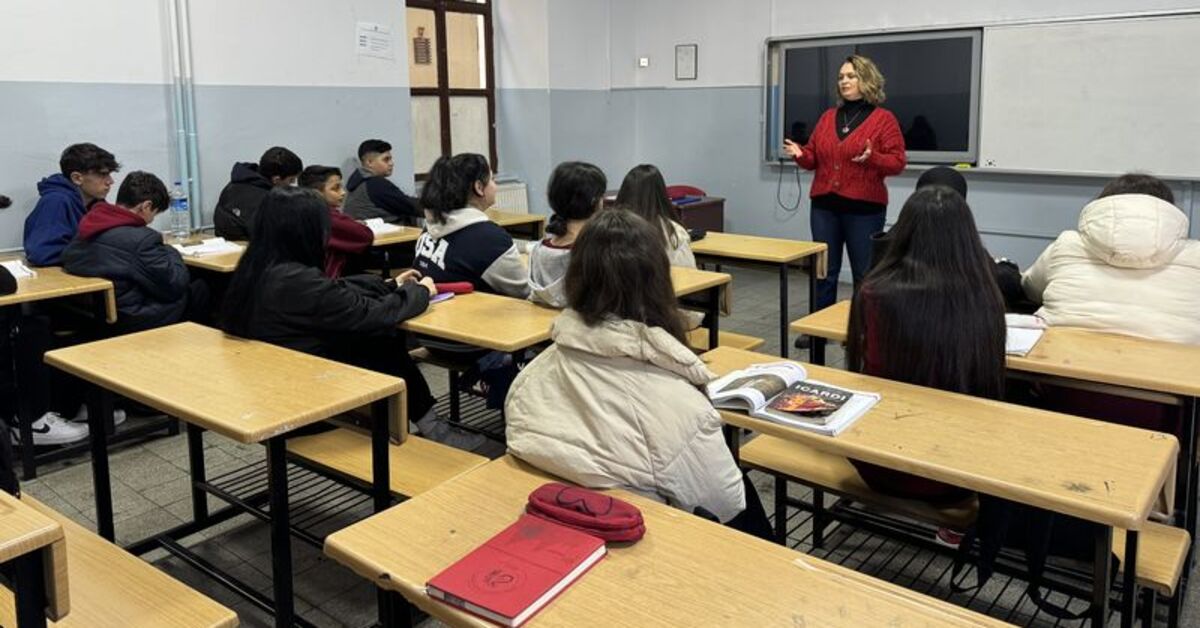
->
[[363, 217, 402, 235], [1005, 314, 1046, 357], [172, 237, 243, 257], [0, 260, 36, 279], [707, 362, 880, 436]]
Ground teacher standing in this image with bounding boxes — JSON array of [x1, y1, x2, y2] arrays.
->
[[784, 54, 906, 310]]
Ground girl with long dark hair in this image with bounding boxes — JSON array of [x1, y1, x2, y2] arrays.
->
[[506, 209, 772, 539], [615, 164, 696, 268], [221, 187, 456, 440], [846, 186, 1005, 506]]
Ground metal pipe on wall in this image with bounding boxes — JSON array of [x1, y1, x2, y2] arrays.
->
[[166, 0, 190, 221], [178, 0, 203, 222]]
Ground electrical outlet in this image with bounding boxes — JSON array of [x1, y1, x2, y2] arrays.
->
[[638, 57, 650, 68]]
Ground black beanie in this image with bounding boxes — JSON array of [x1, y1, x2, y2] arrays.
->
[[915, 167, 968, 200]]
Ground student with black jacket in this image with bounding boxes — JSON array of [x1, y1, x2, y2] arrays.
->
[[213, 146, 303, 240], [220, 187, 486, 450], [62, 171, 208, 333]]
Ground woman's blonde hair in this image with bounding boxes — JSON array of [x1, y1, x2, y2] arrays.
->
[[841, 54, 886, 105]]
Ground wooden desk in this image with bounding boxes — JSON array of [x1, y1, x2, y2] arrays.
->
[[45, 322, 406, 627], [406, 270, 731, 354], [672, 266, 731, 351], [326, 456, 1008, 628], [702, 346, 1180, 626], [372, 226, 423, 248], [0, 266, 116, 324], [691, 232, 827, 358], [403, 293, 560, 353], [0, 492, 68, 627], [371, 227, 424, 277], [486, 209, 545, 240], [0, 265, 117, 480], [791, 302, 1200, 560]]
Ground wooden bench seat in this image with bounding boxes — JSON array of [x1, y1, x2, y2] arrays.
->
[[0, 495, 238, 628], [1113, 522, 1190, 597], [287, 428, 488, 499], [739, 434, 978, 531], [686, 329, 766, 353]]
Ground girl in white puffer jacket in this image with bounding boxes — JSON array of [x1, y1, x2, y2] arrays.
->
[[1022, 174, 1200, 344]]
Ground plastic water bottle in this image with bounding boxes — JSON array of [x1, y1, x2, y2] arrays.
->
[[169, 181, 190, 241]]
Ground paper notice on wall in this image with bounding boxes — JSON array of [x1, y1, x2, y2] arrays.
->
[[356, 22, 394, 60]]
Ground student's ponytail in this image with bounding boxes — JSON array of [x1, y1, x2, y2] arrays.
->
[[545, 161, 606, 239]]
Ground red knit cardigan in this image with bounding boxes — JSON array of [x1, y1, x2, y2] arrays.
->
[[793, 106, 907, 206], [325, 207, 374, 278]]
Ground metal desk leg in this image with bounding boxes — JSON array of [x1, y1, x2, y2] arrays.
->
[[707, 286, 720, 351], [1121, 529, 1139, 628], [779, 264, 789, 358], [380, 249, 393, 280], [12, 548, 49, 628], [1093, 526, 1114, 627], [371, 399, 392, 513], [87, 386, 116, 542], [723, 424, 741, 464], [807, 257, 819, 314], [1177, 396, 1197, 586], [6, 311, 39, 481], [811, 338, 827, 366], [266, 437, 295, 628], [187, 424, 209, 524], [378, 587, 414, 628]]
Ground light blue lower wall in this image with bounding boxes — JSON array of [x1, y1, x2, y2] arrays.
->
[[192, 85, 415, 226], [498, 85, 1198, 274], [0, 82, 174, 250], [0, 82, 414, 250]]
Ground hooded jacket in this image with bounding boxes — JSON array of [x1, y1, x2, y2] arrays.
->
[[343, 168, 420, 225], [213, 163, 271, 240], [526, 239, 571, 307], [23, 174, 87, 266], [413, 207, 530, 298], [61, 202, 190, 331], [1022, 193, 1200, 344], [325, 207, 373, 278], [505, 309, 746, 522]]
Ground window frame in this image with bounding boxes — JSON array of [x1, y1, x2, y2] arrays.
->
[[407, 0, 497, 179]]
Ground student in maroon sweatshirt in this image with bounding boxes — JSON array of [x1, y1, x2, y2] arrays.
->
[[62, 171, 208, 333], [299, 165, 374, 278]]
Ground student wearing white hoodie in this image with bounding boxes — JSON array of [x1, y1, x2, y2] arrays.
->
[[506, 209, 772, 538], [413, 153, 529, 297], [1022, 174, 1200, 344], [527, 161, 606, 308]]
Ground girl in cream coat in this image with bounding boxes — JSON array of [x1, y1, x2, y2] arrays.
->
[[1022, 175, 1200, 344], [505, 209, 750, 524]]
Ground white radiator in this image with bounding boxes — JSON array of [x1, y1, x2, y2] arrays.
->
[[493, 180, 530, 213]]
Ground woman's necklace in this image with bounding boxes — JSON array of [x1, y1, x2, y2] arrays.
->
[[840, 107, 866, 134]]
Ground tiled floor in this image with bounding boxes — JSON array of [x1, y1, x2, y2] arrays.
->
[[13, 266, 1197, 627]]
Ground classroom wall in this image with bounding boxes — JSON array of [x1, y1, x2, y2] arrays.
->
[[0, 0, 413, 249], [494, 0, 1200, 273]]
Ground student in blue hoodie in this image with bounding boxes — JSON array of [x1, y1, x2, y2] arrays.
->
[[23, 143, 120, 266]]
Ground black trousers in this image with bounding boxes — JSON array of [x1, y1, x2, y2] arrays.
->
[[328, 332, 436, 424]]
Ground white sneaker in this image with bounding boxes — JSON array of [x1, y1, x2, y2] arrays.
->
[[11, 412, 90, 446], [72, 405, 127, 427]]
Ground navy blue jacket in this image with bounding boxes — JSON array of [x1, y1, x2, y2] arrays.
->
[[23, 174, 87, 266], [62, 203, 190, 332]]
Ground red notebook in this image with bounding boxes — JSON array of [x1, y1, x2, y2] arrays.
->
[[426, 514, 607, 626]]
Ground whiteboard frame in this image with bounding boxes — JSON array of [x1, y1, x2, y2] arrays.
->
[[763, 8, 1200, 178]]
